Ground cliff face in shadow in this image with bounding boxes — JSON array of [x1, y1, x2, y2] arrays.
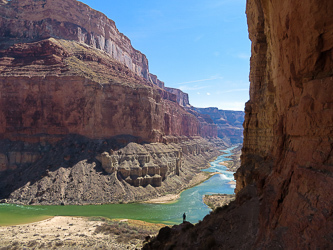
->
[[144, 0, 333, 249]]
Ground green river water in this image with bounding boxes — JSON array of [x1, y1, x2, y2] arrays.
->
[[0, 147, 236, 226]]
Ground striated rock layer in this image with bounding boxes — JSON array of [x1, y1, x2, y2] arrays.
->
[[0, 37, 217, 145], [0, 135, 225, 205], [144, 0, 333, 249], [0, 0, 150, 80]]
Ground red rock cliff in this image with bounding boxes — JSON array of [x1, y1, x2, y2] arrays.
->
[[0, 0, 150, 79], [144, 0, 333, 249], [236, 0, 333, 247], [0, 0, 219, 144]]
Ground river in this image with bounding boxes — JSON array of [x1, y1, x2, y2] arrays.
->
[[0, 147, 236, 226]]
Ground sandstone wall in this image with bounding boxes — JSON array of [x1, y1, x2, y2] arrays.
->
[[0, 0, 150, 79], [0, 75, 209, 145]]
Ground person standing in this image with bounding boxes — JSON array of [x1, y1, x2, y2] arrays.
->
[[183, 212, 186, 223]]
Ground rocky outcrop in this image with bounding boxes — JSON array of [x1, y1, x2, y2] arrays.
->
[[96, 142, 182, 187], [149, 73, 165, 89], [0, 135, 225, 205], [193, 107, 244, 145], [144, 0, 333, 249]]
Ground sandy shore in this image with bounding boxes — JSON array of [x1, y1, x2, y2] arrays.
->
[[145, 193, 180, 204], [0, 216, 158, 249]]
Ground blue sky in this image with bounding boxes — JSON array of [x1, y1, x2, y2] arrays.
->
[[80, 0, 250, 111]]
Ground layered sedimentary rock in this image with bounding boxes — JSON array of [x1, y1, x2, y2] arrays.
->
[[96, 142, 183, 187], [0, 37, 216, 145], [144, 0, 333, 249], [0, 0, 150, 80], [193, 107, 244, 145], [0, 136, 225, 205]]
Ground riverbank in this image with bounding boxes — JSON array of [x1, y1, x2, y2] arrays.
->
[[217, 144, 242, 172], [0, 216, 162, 249], [202, 145, 240, 210]]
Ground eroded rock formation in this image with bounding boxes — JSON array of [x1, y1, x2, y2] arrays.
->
[[0, 135, 224, 205], [144, 0, 333, 249]]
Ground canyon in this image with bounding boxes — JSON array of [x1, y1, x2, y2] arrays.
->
[[144, 0, 333, 249], [0, 0, 241, 205]]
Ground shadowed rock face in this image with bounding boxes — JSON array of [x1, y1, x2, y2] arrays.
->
[[237, 0, 333, 248], [144, 0, 333, 249]]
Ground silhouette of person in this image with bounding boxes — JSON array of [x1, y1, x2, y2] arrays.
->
[[183, 212, 186, 223]]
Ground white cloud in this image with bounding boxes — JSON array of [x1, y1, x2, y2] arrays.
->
[[176, 76, 222, 85], [179, 85, 208, 91], [206, 92, 211, 96]]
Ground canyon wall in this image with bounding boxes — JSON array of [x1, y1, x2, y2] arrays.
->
[[193, 107, 244, 145], [237, 0, 333, 247], [144, 0, 333, 249], [0, 0, 150, 79], [0, 37, 214, 146]]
